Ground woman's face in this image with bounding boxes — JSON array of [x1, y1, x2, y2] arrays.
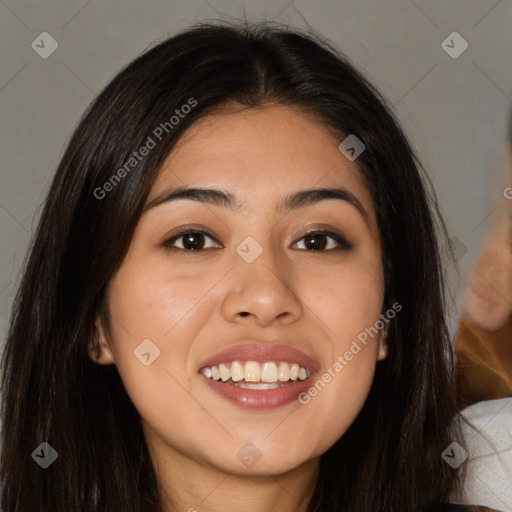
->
[[94, 104, 387, 476]]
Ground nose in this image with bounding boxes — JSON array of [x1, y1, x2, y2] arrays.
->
[[220, 241, 303, 327]]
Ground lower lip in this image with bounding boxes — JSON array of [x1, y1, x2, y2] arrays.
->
[[201, 375, 314, 410]]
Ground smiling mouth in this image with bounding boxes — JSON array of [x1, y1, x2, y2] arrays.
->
[[200, 360, 312, 389]]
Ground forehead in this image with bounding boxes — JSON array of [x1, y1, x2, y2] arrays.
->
[[150, 104, 375, 221]]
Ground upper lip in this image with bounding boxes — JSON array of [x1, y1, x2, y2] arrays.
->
[[198, 341, 319, 372]]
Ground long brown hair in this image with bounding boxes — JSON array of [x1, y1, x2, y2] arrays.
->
[[1, 19, 466, 511]]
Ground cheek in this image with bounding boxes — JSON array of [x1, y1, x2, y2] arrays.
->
[[311, 258, 385, 343], [102, 263, 219, 397], [290, 261, 383, 454], [102, 266, 212, 443], [291, 332, 380, 462], [106, 260, 220, 341]]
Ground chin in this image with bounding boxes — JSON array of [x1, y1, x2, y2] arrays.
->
[[199, 438, 320, 477]]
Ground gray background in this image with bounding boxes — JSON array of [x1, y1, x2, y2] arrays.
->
[[1, 0, 511, 345]]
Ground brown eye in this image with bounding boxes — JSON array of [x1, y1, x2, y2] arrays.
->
[[293, 230, 353, 251], [163, 230, 222, 251]]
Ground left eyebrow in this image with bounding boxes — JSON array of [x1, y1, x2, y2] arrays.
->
[[143, 186, 369, 221]]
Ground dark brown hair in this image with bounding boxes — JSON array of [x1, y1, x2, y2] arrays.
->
[[1, 19, 466, 511]]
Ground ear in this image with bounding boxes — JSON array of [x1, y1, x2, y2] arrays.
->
[[88, 315, 116, 365], [376, 325, 389, 361]]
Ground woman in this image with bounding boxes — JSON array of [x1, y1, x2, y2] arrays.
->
[[0, 20, 494, 512]]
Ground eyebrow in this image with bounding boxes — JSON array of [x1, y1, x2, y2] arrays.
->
[[143, 186, 368, 220]]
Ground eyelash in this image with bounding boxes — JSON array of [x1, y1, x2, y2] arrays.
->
[[162, 228, 354, 253]]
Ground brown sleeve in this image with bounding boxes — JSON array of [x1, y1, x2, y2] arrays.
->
[[454, 313, 512, 410]]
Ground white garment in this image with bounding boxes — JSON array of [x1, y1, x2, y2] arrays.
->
[[458, 397, 512, 512]]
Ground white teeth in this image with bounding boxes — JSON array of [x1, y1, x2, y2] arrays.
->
[[236, 382, 280, 390], [278, 362, 290, 381], [219, 363, 230, 382], [211, 366, 220, 380], [244, 361, 261, 382], [200, 361, 312, 384], [261, 362, 279, 382], [231, 361, 244, 382]]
